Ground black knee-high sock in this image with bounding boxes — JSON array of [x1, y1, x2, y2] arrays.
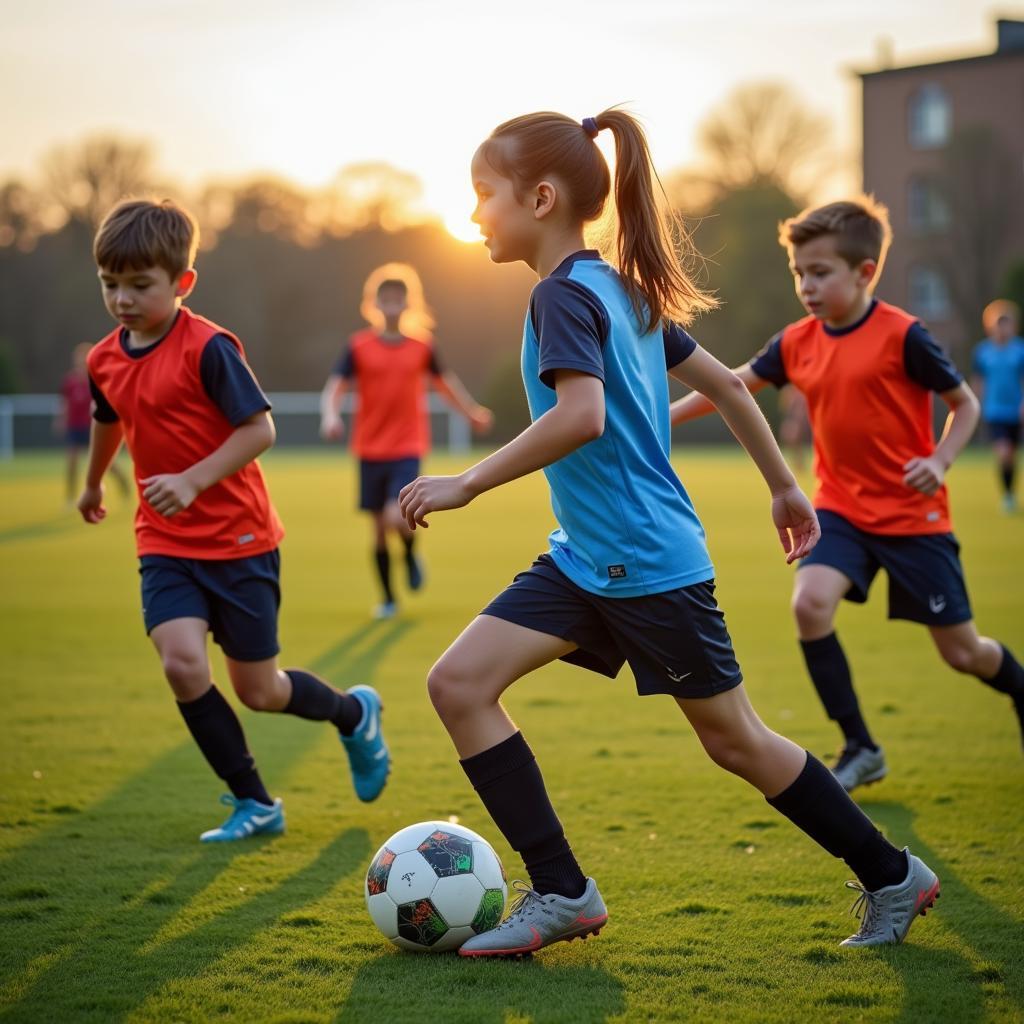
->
[[284, 669, 363, 734], [1000, 463, 1015, 496], [374, 546, 394, 603], [767, 752, 906, 891], [460, 732, 586, 899], [800, 633, 876, 750], [178, 686, 272, 805], [979, 645, 1024, 704], [402, 533, 416, 558]]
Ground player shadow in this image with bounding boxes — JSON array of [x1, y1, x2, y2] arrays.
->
[[0, 515, 75, 546], [0, 620, 408, 1018], [858, 799, 1024, 1021], [334, 954, 626, 1024], [309, 617, 416, 684]]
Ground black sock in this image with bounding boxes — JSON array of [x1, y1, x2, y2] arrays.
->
[[800, 634, 876, 750], [460, 732, 586, 899], [767, 752, 907, 891], [402, 533, 416, 559], [980, 645, 1024, 704], [1000, 464, 1015, 496], [177, 686, 272, 805], [284, 669, 363, 734], [374, 546, 393, 603]]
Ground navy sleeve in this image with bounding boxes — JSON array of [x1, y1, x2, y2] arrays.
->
[[903, 323, 963, 392], [529, 277, 608, 389], [199, 334, 272, 426], [749, 333, 788, 387], [89, 375, 119, 423], [427, 347, 443, 375], [332, 345, 356, 378], [663, 322, 697, 368]]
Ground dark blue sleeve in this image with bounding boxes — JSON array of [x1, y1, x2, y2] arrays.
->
[[89, 375, 119, 423], [428, 347, 443, 375], [529, 277, 608, 389], [903, 322, 963, 392], [663, 322, 697, 368], [199, 334, 272, 427], [332, 345, 355, 378], [749, 333, 788, 387]]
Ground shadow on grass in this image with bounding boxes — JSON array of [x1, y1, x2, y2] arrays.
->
[[0, 515, 74, 546], [336, 955, 626, 1024], [0, 620, 408, 1021], [860, 800, 1024, 1022]]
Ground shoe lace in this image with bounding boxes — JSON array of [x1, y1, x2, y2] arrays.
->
[[845, 880, 882, 935], [496, 880, 545, 930]]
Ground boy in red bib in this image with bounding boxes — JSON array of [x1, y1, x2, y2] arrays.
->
[[79, 199, 391, 841], [672, 197, 1024, 790]]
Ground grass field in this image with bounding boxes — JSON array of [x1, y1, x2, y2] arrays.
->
[[1, 448, 1022, 1024]]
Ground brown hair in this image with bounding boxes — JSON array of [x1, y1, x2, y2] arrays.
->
[[982, 298, 1020, 333], [93, 198, 198, 278], [780, 196, 892, 276], [479, 108, 714, 331], [359, 262, 435, 340]]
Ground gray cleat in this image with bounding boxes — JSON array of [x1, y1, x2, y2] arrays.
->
[[459, 878, 608, 957], [840, 849, 940, 947], [831, 744, 887, 792]]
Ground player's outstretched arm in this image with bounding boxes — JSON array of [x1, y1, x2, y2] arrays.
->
[[904, 382, 980, 496], [670, 360, 769, 426], [141, 412, 275, 518], [432, 370, 494, 434], [77, 420, 124, 524], [399, 370, 603, 529], [319, 374, 349, 441], [671, 347, 818, 562]]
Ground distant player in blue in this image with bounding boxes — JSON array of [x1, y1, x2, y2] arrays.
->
[[972, 300, 1024, 512], [399, 109, 939, 955]]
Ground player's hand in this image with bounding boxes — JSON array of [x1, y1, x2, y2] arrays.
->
[[320, 416, 345, 441], [770, 485, 820, 564], [902, 455, 945, 496], [470, 406, 494, 435], [141, 472, 199, 517], [399, 474, 474, 529], [77, 484, 107, 524]]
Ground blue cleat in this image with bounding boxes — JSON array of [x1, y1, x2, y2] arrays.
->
[[340, 685, 390, 802], [200, 794, 285, 843], [406, 552, 425, 591]]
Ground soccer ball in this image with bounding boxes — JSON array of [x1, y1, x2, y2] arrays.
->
[[365, 820, 508, 952]]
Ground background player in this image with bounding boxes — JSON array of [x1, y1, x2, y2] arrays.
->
[[319, 264, 493, 618]]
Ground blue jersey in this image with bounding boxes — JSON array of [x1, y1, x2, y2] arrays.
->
[[521, 250, 713, 597], [972, 337, 1024, 423]]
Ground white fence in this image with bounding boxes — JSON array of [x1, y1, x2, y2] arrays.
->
[[0, 392, 471, 460]]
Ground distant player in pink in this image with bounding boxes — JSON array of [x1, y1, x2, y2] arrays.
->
[[56, 341, 128, 505], [320, 264, 493, 618]]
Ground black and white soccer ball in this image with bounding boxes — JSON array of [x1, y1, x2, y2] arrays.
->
[[365, 820, 508, 952]]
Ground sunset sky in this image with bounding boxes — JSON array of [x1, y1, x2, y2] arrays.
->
[[0, 1, 1010, 239]]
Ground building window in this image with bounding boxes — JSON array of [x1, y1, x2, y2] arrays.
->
[[908, 265, 951, 320], [909, 84, 951, 148], [907, 176, 951, 232]]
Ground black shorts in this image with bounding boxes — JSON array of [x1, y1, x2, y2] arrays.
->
[[800, 510, 972, 626], [481, 554, 743, 698], [986, 420, 1021, 445], [139, 550, 281, 661], [359, 457, 420, 512]]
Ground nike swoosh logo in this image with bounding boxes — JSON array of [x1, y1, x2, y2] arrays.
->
[[249, 813, 277, 826], [667, 670, 692, 683], [373, 748, 388, 760], [573, 911, 608, 927], [928, 596, 946, 613], [363, 711, 379, 742]]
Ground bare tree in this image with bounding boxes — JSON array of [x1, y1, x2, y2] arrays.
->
[[683, 82, 836, 205], [322, 162, 424, 235], [42, 136, 160, 227]]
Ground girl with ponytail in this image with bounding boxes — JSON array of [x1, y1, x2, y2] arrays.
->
[[399, 109, 938, 957]]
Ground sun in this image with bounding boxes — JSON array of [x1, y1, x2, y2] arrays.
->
[[443, 212, 482, 244]]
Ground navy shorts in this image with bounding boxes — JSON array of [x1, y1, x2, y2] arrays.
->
[[986, 420, 1021, 445], [359, 457, 420, 511], [801, 510, 972, 626], [66, 426, 90, 447], [482, 554, 743, 698], [139, 550, 281, 661]]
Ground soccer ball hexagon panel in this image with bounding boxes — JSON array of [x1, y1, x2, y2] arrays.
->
[[364, 820, 508, 953]]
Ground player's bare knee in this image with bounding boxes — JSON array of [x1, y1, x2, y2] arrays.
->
[[237, 686, 276, 712], [940, 643, 978, 674], [161, 651, 207, 690], [792, 589, 832, 634], [427, 658, 476, 719]]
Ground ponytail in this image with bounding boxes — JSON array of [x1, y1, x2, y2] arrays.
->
[[481, 107, 714, 331]]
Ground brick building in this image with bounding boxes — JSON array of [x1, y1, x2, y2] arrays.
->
[[858, 19, 1024, 363]]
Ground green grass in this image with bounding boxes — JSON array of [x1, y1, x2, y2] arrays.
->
[[1, 448, 1022, 1023]]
